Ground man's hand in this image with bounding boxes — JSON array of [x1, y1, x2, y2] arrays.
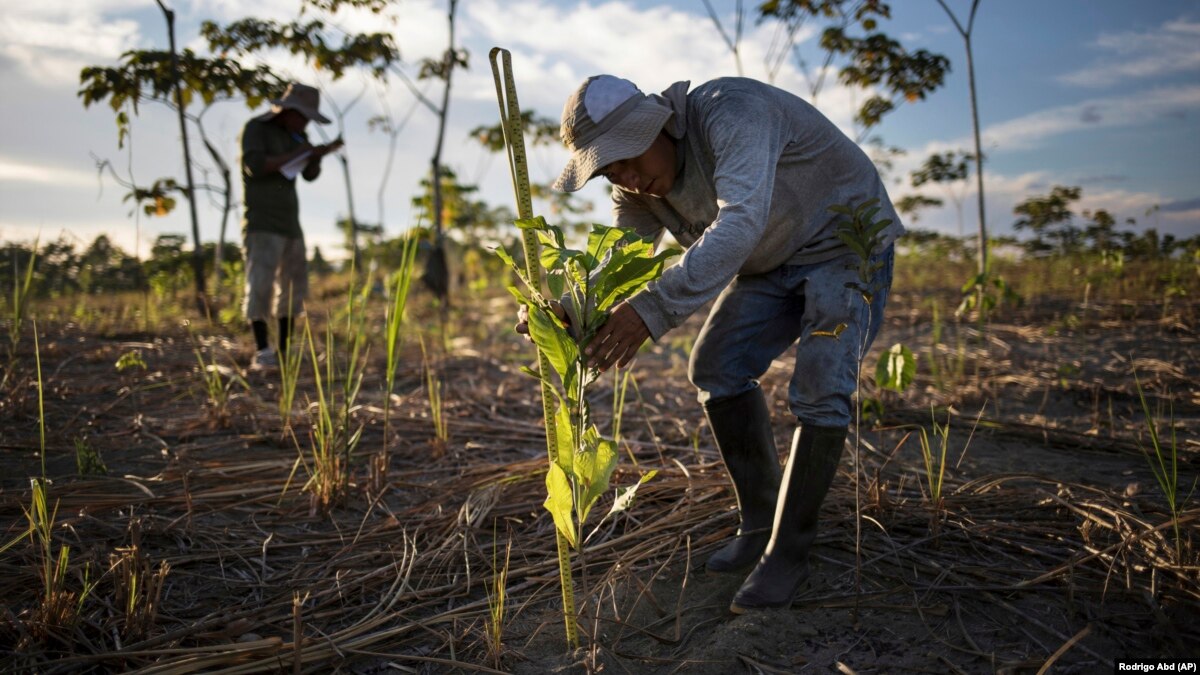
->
[[314, 137, 345, 157], [585, 301, 649, 372], [515, 301, 568, 341]]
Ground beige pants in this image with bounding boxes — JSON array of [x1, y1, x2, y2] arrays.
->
[[243, 231, 307, 321]]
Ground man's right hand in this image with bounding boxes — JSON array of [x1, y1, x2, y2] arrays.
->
[[515, 301, 569, 341], [314, 138, 344, 157]]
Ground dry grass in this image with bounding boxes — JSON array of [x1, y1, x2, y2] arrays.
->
[[0, 272, 1197, 672]]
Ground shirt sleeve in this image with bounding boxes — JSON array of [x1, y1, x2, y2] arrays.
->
[[612, 186, 666, 245], [627, 92, 788, 340]]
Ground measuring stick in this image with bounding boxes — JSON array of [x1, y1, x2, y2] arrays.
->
[[489, 46, 580, 651]]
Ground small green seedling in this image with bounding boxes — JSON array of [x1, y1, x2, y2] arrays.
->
[[496, 217, 673, 628]]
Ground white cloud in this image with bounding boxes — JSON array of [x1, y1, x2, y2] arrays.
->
[[465, 0, 857, 128], [901, 85, 1200, 160], [1059, 17, 1200, 88], [0, 12, 144, 85], [0, 157, 98, 187], [890, 167, 1198, 240]]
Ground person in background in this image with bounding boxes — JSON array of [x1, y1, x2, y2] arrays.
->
[[529, 74, 903, 613], [239, 82, 343, 370]]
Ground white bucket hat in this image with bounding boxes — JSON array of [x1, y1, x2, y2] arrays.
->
[[268, 82, 331, 124], [552, 75, 673, 193]]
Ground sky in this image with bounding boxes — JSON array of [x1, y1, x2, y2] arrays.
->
[[1, 0, 1198, 259]]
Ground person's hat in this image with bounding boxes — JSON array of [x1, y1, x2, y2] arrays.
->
[[552, 75, 673, 193], [268, 83, 331, 124]]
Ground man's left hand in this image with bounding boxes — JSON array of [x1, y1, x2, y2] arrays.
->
[[585, 301, 650, 372]]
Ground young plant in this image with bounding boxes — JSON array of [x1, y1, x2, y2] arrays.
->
[[375, 234, 419, 492], [298, 279, 369, 515], [277, 316, 305, 434], [484, 531, 511, 669], [20, 479, 96, 646], [420, 336, 449, 452], [611, 368, 635, 467], [827, 198, 896, 591], [74, 437, 108, 477], [192, 343, 246, 428], [496, 217, 675, 632], [115, 349, 146, 373], [5, 238, 38, 366], [928, 299, 945, 390], [917, 409, 951, 514], [108, 520, 170, 641], [490, 49, 667, 648], [1134, 373, 1195, 562], [957, 264, 1022, 325]]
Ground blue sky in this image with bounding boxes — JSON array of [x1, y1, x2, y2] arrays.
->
[[1, 0, 1197, 257]]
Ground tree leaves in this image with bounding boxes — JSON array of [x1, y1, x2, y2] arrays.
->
[[200, 19, 399, 80], [757, 1, 948, 129]]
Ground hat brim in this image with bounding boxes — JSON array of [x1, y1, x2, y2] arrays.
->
[[553, 98, 672, 193], [270, 100, 332, 125]]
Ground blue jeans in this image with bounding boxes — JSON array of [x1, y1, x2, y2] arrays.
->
[[689, 245, 894, 427]]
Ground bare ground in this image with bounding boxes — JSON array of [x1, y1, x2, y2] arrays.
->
[[1, 289, 1197, 674]]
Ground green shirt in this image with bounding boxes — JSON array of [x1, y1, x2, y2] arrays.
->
[[240, 116, 309, 238]]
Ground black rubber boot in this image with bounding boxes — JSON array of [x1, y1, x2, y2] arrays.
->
[[703, 386, 782, 573], [729, 424, 847, 612], [251, 320, 270, 351], [278, 316, 294, 354]]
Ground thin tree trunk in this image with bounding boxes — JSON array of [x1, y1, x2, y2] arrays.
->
[[965, 29, 988, 276], [937, 0, 988, 277], [423, 0, 458, 302], [156, 0, 207, 315], [319, 92, 365, 267], [197, 120, 231, 290], [339, 153, 359, 266]]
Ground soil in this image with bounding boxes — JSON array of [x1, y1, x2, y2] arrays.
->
[[1, 289, 1197, 674]]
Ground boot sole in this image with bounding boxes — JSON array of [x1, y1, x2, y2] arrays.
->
[[705, 559, 758, 574], [727, 577, 811, 614]]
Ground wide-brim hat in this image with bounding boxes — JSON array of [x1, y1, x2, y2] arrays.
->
[[552, 75, 673, 193], [269, 82, 331, 124]]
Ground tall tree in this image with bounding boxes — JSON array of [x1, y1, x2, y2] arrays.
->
[[935, 0, 989, 278], [417, 0, 467, 302]]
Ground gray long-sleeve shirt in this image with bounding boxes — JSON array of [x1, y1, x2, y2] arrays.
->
[[616, 77, 905, 340]]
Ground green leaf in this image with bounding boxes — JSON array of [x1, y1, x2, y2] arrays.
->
[[515, 215, 548, 231], [607, 470, 657, 518], [546, 269, 565, 299], [543, 463, 577, 548], [505, 284, 530, 307], [961, 274, 984, 294], [553, 400, 574, 475], [573, 435, 618, 524], [875, 343, 916, 393], [526, 302, 578, 390], [585, 225, 623, 270], [592, 249, 679, 312], [867, 217, 893, 239], [493, 245, 517, 269], [836, 232, 869, 260]]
